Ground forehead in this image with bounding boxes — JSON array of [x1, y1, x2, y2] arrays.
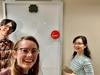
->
[[75, 38, 83, 42], [0, 22, 12, 27], [5, 22, 12, 27], [18, 40, 37, 48]]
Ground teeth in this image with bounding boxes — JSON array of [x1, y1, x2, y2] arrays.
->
[[25, 60, 32, 62]]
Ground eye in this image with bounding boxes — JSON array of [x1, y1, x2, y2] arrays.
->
[[31, 48, 39, 54], [74, 42, 83, 45], [21, 48, 28, 53], [31, 50, 37, 54]]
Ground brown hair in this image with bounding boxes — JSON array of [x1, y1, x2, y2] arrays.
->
[[0, 19, 17, 33], [12, 36, 39, 75]]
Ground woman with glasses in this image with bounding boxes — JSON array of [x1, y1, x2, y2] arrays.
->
[[63, 35, 94, 75], [0, 36, 40, 75]]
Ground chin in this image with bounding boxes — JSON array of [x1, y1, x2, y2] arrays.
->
[[24, 64, 33, 69]]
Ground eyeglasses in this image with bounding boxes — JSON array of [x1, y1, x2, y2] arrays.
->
[[18, 48, 39, 54], [74, 42, 84, 45]]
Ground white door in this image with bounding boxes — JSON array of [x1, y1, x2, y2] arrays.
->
[[3, 1, 63, 75]]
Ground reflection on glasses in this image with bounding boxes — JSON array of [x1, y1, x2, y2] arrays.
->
[[18, 48, 39, 54]]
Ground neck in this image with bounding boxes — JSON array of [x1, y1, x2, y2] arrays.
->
[[77, 51, 84, 56], [14, 62, 29, 75], [23, 68, 29, 74]]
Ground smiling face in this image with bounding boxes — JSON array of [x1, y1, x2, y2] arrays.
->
[[14, 39, 39, 71], [73, 38, 86, 55], [0, 22, 13, 37]]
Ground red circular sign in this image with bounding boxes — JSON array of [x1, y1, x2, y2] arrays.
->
[[51, 30, 60, 39]]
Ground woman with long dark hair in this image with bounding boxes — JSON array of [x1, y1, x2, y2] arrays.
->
[[70, 35, 94, 75], [0, 36, 40, 75], [63, 35, 94, 75]]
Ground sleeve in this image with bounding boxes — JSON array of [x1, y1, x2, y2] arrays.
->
[[83, 58, 94, 75]]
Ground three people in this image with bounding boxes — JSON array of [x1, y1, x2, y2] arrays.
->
[[0, 19, 17, 71], [0, 19, 94, 75], [0, 36, 40, 75], [64, 35, 94, 75]]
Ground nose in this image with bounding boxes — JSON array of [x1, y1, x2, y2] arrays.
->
[[27, 51, 33, 57]]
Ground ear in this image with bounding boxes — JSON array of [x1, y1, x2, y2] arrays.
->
[[12, 50, 17, 59]]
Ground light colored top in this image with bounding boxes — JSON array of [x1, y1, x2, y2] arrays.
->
[[70, 55, 94, 75]]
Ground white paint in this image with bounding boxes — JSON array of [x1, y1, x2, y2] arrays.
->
[[3, 1, 63, 75]]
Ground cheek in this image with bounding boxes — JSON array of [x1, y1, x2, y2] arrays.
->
[[82, 46, 86, 49], [16, 52, 25, 64], [32, 54, 38, 60], [31, 54, 38, 64], [73, 45, 77, 49]]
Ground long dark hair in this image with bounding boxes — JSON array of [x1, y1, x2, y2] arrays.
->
[[13, 36, 39, 75], [72, 35, 91, 59]]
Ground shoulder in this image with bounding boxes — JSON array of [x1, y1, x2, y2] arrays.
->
[[1, 38, 14, 45], [73, 55, 92, 65], [0, 68, 11, 75], [82, 56, 92, 65]]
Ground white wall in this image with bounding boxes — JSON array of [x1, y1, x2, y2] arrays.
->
[[1, 1, 63, 75], [0, 1, 3, 20], [4, 1, 63, 75]]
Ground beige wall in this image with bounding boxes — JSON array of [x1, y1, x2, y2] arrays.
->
[[0, 0, 100, 75], [63, 0, 100, 75]]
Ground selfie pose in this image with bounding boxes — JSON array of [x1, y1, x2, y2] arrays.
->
[[0, 36, 40, 75]]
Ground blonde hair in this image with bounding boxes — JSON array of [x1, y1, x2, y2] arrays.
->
[[11, 36, 40, 75]]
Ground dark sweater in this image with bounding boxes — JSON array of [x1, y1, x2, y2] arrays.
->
[[0, 64, 26, 75]]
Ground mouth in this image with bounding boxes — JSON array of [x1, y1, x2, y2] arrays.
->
[[23, 59, 34, 64], [24, 59, 33, 62], [75, 47, 80, 50]]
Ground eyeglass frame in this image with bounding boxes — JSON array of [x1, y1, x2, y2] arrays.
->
[[17, 48, 40, 55]]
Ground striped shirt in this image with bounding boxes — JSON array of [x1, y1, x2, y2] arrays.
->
[[70, 55, 94, 75]]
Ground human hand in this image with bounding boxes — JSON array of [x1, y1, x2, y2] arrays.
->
[[62, 65, 73, 73]]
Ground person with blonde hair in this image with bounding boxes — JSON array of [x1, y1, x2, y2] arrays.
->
[[0, 36, 40, 75]]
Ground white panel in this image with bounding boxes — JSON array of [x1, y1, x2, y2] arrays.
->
[[3, 1, 63, 75], [5, 0, 61, 1]]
